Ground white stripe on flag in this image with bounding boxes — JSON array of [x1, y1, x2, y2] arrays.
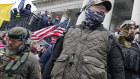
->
[[31, 25, 57, 40]]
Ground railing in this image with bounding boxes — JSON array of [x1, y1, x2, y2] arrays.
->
[[0, 13, 47, 32]]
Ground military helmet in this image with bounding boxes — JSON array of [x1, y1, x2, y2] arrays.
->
[[86, 0, 112, 12], [118, 20, 138, 30], [8, 27, 29, 39], [118, 20, 138, 37]]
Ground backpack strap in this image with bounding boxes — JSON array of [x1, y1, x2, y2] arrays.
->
[[107, 31, 116, 54], [107, 31, 124, 60]]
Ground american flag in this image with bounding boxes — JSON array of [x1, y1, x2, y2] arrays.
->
[[31, 25, 57, 41], [58, 19, 69, 29], [0, 45, 6, 48], [50, 37, 58, 44], [31, 19, 70, 43]]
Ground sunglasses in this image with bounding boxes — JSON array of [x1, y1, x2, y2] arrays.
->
[[95, 5, 108, 13]]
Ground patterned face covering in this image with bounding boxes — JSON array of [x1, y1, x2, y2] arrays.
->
[[85, 8, 105, 27]]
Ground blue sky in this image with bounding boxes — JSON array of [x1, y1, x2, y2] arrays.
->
[[0, 0, 36, 12]]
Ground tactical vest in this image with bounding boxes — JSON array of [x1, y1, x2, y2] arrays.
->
[[51, 27, 109, 79], [119, 43, 140, 73], [0, 53, 29, 79]]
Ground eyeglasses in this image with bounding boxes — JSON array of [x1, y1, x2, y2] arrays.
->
[[6, 38, 21, 43], [95, 5, 108, 13]]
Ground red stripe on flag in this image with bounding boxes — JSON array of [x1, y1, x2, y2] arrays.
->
[[0, 45, 6, 47], [31, 25, 57, 41], [31, 21, 68, 43], [36, 27, 65, 42]]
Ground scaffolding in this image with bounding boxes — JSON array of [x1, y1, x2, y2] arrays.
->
[[0, 13, 47, 32]]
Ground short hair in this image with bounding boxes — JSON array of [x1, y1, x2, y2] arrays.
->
[[45, 11, 48, 13]]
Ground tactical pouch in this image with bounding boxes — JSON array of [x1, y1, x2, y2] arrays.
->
[[5, 60, 15, 71], [20, 53, 28, 63], [1, 53, 29, 79], [11, 53, 29, 72], [51, 55, 69, 78], [123, 51, 139, 72], [11, 61, 21, 71]]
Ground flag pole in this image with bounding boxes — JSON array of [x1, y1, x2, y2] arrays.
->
[[64, 19, 70, 33], [9, 2, 15, 31], [66, 19, 70, 28]]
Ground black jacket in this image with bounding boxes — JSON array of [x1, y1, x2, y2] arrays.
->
[[108, 40, 125, 79], [42, 36, 64, 79]]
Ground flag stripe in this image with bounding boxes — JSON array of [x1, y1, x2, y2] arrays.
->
[[31, 19, 69, 43], [31, 25, 57, 40], [32, 25, 57, 36]]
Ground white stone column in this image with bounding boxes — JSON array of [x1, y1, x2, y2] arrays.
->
[[109, 19, 118, 32], [103, 0, 115, 30], [131, 0, 140, 39], [76, 0, 89, 25], [60, 10, 70, 22]]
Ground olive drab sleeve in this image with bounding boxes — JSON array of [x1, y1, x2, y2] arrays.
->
[[29, 58, 41, 79]]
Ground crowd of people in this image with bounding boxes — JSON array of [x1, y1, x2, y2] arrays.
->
[[1, 0, 140, 79], [10, 4, 60, 29]]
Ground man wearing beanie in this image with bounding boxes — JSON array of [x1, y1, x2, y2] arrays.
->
[[0, 27, 41, 79]]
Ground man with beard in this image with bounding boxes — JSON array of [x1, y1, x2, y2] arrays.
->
[[42, 0, 125, 79], [0, 27, 41, 79], [116, 20, 140, 79]]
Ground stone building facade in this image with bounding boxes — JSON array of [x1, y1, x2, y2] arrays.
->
[[32, 0, 140, 38]]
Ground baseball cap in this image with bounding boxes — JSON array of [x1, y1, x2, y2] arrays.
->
[[56, 16, 59, 18], [86, 0, 112, 12], [119, 20, 139, 29], [40, 44, 49, 48]]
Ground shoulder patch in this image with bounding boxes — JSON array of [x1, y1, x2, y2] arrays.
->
[[39, 65, 41, 72], [1, 56, 11, 62]]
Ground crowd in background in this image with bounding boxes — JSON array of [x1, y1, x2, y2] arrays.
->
[[10, 5, 60, 29], [1, 1, 140, 79]]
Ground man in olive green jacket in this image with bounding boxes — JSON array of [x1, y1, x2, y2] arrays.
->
[[0, 27, 41, 79]]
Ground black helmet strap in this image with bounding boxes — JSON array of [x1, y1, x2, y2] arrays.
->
[[8, 29, 29, 39], [8, 33, 28, 39]]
